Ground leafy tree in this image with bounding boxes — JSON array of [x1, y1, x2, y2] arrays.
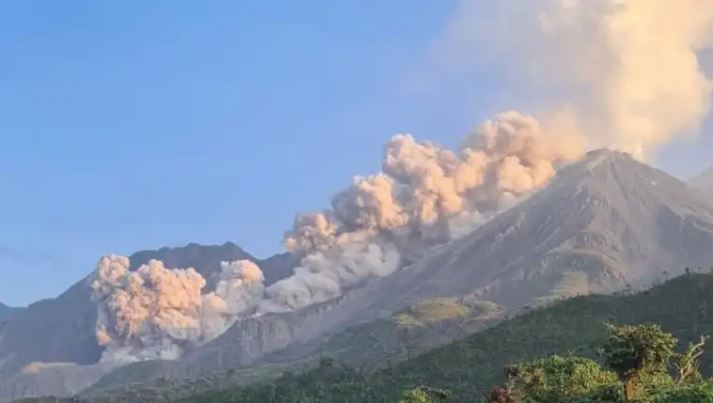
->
[[503, 355, 618, 402], [398, 386, 450, 403], [485, 386, 514, 403], [602, 323, 677, 401], [651, 381, 713, 402]]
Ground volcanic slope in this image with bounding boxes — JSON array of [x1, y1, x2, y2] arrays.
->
[[96, 149, 713, 390], [691, 164, 713, 195]]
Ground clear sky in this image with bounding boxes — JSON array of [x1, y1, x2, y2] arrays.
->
[[2, 1, 712, 306]]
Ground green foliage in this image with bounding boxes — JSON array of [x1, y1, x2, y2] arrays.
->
[[602, 323, 677, 379], [394, 298, 472, 328], [650, 381, 713, 402], [505, 355, 618, 402], [494, 324, 711, 403], [602, 323, 677, 400], [182, 272, 713, 403], [398, 386, 451, 403]]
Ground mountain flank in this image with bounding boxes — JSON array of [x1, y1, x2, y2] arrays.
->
[[691, 164, 713, 195], [0, 302, 21, 321], [182, 270, 713, 403], [80, 149, 713, 397]]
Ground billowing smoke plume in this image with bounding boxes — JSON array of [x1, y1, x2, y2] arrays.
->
[[438, 0, 713, 159], [90, 1, 713, 362], [201, 260, 265, 340], [89, 112, 581, 361], [89, 256, 263, 363], [267, 111, 584, 312]]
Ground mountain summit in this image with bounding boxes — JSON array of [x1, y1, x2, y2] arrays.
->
[[386, 149, 713, 308]]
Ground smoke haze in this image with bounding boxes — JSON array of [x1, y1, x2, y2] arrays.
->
[[437, 0, 713, 159]]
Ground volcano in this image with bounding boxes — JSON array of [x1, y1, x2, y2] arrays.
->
[[107, 149, 713, 385], [691, 165, 713, 196], [6, 149, 713, 402]]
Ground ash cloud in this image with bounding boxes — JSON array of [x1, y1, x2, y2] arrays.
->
[[268, 111, 583, 312], [89, 256, 264, 363], [88, 1, 713, 362], [436, 0, 713, 159], [89, 111, 580, 362]]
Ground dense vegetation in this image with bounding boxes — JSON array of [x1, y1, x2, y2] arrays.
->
[[182, 270, 713, 402], [399, 322, 713, 402]]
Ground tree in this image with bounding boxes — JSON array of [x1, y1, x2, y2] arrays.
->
[[602, 324, 677, 401], [675, 336, 708, 384], [651, 382, 713, 403], [485, 386, 514, 403], [504, 355, 618, 402], [398, 386, 450, 403]]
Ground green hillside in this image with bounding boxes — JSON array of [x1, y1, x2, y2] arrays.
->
[[184, 270, 713, 402], [80, 298, 503, 402]]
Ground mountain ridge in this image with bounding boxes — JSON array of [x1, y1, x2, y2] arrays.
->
[[86, 149, 713, 394], [0, 302, 21, 321], [7, 149, 713, 402], [180, 270, 713, 403]]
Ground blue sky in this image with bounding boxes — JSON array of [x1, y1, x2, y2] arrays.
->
[[1, 1, 712, 306]]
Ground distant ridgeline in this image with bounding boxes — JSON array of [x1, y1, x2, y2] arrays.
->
[[179, 268, 713, 403], [0, 302, 22, 321]]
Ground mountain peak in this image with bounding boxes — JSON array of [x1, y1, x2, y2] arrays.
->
[[550, 147, 692, 200], [580, 148, 635, 165], [551, 148, 640, 185], [374, 149, 713, 308]]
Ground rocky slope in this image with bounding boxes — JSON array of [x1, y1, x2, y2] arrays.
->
[[691, 164, 713, 195], [89, 149, 713, 394]]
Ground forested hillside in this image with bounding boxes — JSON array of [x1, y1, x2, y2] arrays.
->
[[183, 270, 713, 403]]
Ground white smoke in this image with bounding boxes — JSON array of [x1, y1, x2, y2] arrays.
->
[[89, 256, 264, 363], [262, 233, 401, 312], [90, 1, 713, 362], [267, 111, 583, 312], [201, 260, 264, 340], [436, 0, 713, 159]]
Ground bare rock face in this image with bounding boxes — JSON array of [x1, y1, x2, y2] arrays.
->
[[0, 243, 296, 402], [690, 165, 713, 196], [93, 149, 713, 392]]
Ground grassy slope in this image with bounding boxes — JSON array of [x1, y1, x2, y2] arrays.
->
[[185, 271, 713, 403]]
